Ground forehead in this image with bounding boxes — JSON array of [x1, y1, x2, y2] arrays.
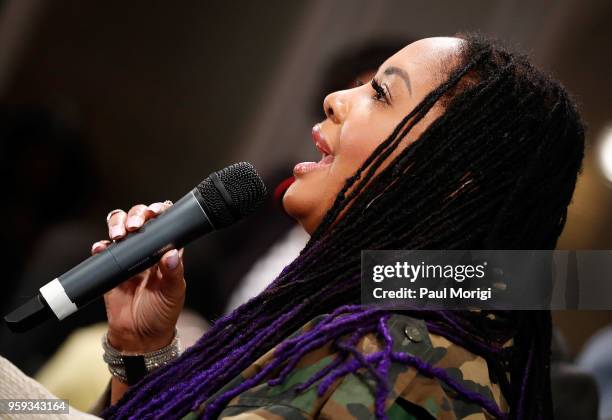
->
[[380, 37, 464, 83]]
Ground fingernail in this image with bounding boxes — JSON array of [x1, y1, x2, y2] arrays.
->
[[110, 225, 123, 239], [127, 216, 143, 229], [166, 250, 179, 270], [149, 203, 163, 213], [92, 242, 103, 253]]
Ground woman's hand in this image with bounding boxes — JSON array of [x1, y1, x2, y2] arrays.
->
[[92, 202, 186, 353]]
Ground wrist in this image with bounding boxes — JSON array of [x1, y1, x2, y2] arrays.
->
[[107, 329, 175, 353]]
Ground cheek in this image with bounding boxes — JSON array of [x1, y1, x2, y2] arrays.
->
[[332, 109, 395, 176], [333, 100, 439, 177]]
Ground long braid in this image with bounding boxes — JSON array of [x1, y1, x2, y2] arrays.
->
[[103, 33, 584, 420]]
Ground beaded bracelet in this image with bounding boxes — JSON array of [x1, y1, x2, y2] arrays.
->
[[102, 329, 180, 385]]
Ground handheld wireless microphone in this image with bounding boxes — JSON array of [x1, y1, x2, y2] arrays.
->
[[4, 162, 267, 332]]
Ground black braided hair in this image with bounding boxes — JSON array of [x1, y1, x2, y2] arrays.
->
[[105, 33, 584, 420]]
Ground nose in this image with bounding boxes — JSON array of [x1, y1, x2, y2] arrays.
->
[[323, 90, 348, 124]]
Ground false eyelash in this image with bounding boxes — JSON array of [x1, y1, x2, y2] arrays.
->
[[371, 79, 389, 104]]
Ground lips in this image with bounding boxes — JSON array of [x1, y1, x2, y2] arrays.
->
[[312, 124, 333, 156], [293, 125, 335, 176]]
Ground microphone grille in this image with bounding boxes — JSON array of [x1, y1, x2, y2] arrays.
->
[[196, 162, 267, 228]]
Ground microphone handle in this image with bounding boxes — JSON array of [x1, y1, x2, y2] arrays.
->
[[41, 189, 212, 321]]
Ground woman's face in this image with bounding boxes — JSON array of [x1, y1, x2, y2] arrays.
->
[[283, 37, 463, 234]]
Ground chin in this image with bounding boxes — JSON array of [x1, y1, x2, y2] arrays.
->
[[282, 180, 318, 234]]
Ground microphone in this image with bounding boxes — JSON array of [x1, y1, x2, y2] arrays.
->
[[4, 162, 267, 333]]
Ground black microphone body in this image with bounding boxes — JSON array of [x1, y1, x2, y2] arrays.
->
[[4, 163, 266, 332]]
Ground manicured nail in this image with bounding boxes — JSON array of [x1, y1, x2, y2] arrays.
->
[[127, 216, 143, 229], [110, 225, 123, 239], [166, 250, 179, 270], [149, 203, 163, 214]]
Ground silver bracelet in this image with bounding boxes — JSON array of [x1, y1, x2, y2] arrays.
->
[[102, 329, 181, 384]]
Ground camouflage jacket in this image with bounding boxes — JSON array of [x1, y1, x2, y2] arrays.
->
[[182, 313, 508, 419]]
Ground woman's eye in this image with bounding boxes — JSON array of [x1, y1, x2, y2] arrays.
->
[[371, 79, 389, 104]]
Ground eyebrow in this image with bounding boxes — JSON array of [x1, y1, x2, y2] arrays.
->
[[383, 66, 412, 95]]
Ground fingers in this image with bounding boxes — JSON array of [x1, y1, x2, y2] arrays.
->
[[126, 204, 151, 232], [92, 240, 111, 255], [106, 201, 173, 240], [157, 249, 186, 298], [126, 202, 173, 231], [147, 201, 172, 215], [108, 210, 127, 240]]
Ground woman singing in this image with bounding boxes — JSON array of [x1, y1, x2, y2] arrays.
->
[[93, 33, 584, 419]]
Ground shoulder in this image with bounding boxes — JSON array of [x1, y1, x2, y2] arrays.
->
[[197, 312, 507, 420], [380, 313, 508, 419]]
